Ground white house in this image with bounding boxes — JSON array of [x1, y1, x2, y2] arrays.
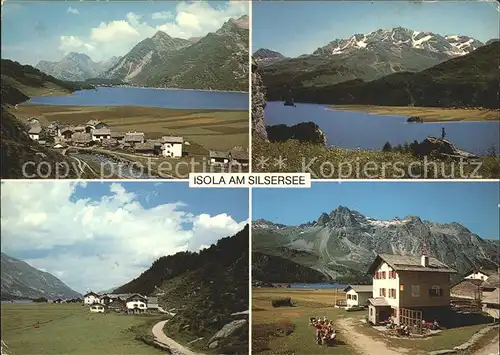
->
[[28, 126, 42, 140], [92, 128, 111, 141], [83, 291, 101, 305], [161, 136, 183, 158], [367, 253, 455, 325], [344, 285, 372, 308], [126, 294, 147, 313], [464, 269, 497, 282], [89, 304, 105, 313]]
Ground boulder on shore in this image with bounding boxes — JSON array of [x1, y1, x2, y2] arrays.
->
[[412, 137, 478, 159], [207, 319, 247, 349], [266, 122, 327, 145]]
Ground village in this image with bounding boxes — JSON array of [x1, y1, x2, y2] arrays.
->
[[24, 117, 249, 168]]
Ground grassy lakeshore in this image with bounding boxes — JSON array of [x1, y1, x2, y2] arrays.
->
[[1, 303, 163, 355], [252, 138, 500, 179], [328, 105, 500, 122], [16, 104, 249, 152]]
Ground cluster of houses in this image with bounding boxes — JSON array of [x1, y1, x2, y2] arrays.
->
[[25, 117, 249, 166], [342, 253, 500, 327], [25, 118, 185, 158], [83, 291, 158, 314]]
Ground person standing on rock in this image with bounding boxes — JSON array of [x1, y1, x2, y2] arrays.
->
[[441, 127, 446, 140]]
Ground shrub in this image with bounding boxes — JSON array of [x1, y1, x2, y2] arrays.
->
[[271, 297, 293, 308]]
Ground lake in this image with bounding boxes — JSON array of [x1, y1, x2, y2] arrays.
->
[[26, 87, 249, 111], [290, 283, 348, 289], [265, 102, 500, 155]]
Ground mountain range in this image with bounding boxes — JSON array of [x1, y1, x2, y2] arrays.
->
[[252, 206, 499, 284], [36, 53, 121, 82], [265, 40, 499, 109], [256, 26, 490, 92], [1, 252, 81, 300], [34, 15, 249, 91]]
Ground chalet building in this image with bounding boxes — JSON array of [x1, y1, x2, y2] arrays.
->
[[161, 136, 183, 158], [480, 271, 500, 299], [111, 132, 125, 142], [229, 149, 249, 166], [450, 279, 483, 300], [92, 128, 111, 141], [28, 126, 42, 140], [60, 127, 74, 140], [482, 288, 500, 320], [83, 291, 101, 305], [108, 299, 126, 312], [367, 253, 455, 325], [72, 133, 93, 147], [85, 120, 107, 132], [99, 295, 112, 306], [146, 297, 159, 310], [134, 142, 158, 156], [344, 285, 372, 308], [210, 150, 230, 165], [124, 132, 145, 146], [464, 269, 497, 282], [126, 294, 147, 314], [73, 125, 86, 133]]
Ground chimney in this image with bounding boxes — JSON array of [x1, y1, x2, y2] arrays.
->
[[421, 255, 429, 267]]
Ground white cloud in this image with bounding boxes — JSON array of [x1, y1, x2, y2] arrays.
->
[[56, 1, 248, 61], [1, 182, 247, 293], [67, 7, 79, 15], [152, 11, 173, 20]]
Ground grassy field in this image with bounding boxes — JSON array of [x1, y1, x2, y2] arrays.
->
[[1, 303, 164, 355], [16, 104, 249, 152], [252, 288, 356, 355], [329, 105, 500, 122], [252, 139, 500, 179], [252, 288, 494, 355]]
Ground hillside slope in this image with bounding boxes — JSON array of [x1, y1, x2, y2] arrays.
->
[[114, 226, 249, 354], [253, 207, 498, 283], [265, 41, 499, 108], [1, 59, 94, 178], [104, 16, 249, 91], [1, 252, 81, 300]]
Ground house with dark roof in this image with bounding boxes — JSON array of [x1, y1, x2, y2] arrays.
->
[[72, 133, 93, 146], [464, 268, 498, 282], [146, 296, 159, 310], [28, 126, 42, 140], [85, 120, 107, 132], [480, 271, 499, 299], [344, 285, 372, 308], [450, 278, 483, 300], [229, 148, 249, 166], [366, 253, 456, 325], [482, 288, 500, 320], [161, 136, 183, 158], [60, 127, 74, 140], [209, 150, 230, 165], [124, 132, 145, 146], [134, 142, 158, 156]]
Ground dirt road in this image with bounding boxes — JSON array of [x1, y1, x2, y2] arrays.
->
[[472, 334, 500, 355], [336, 317, 411, 355], [152, 320, 204, 355]]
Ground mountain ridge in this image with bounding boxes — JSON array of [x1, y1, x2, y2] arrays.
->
[[1, 252, 82, 300], [252, 206, 498, 283]]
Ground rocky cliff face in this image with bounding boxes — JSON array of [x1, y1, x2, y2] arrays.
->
[[251, 58, 268, 141], [253, 206, 499, 282]]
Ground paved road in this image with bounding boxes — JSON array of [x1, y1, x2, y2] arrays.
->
[[152, 320, 204, 355]]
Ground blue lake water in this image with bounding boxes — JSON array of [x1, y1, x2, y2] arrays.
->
[[290, 283, 348, 289], [26, 87, 249, 111], [265, 102, 500, 155]]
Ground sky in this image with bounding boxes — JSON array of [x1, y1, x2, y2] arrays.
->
[[253, 0, 500, 57], [253, 182, 500, 240], [1, 181, 248, 294], [1, 0, 248, 65]]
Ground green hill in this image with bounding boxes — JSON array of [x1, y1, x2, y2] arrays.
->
[[114, 226, 249, 354], [1, 59, 94, 178]]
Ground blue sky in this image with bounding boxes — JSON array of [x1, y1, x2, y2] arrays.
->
[[1, 0, 248, 65], [1, 181, 248, 293], [253, 182, 500, 240], [252, 0, 500, 57]]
